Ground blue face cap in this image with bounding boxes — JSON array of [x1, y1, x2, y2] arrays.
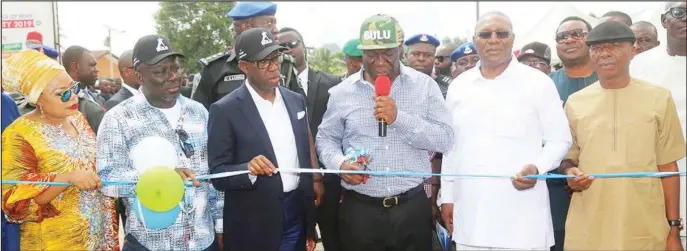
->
[[450, 41, 477, 62], [404, 34, 440, 47], [226, 2, 277, 20]]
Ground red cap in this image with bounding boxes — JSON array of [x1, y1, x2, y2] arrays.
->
[[26, 31, 43, 43]]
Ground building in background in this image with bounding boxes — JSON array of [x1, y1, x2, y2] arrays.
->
[[92, 50, 120, 78]]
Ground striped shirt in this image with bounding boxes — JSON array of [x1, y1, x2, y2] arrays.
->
[[316, 64, 454, 197]]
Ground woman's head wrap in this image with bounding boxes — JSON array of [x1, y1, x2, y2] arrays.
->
[[2, 49, 66, 104]]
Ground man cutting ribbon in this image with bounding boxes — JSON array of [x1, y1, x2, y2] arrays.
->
[[316, 14, 454, 251]]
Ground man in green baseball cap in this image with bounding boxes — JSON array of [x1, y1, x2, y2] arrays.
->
[[316, 13, 453, 251], [341, 38, 363, 80]]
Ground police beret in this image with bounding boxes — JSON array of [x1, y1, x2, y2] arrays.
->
[[342, 39, 362, 57], [226, 2, 277, 20], [450, 42, 477, 62], [585, 21, 636, 46], [404, 34, 440, 47]]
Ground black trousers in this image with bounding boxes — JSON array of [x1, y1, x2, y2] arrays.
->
[[317, 175, 343, 251], [339, 184, 431, 251]]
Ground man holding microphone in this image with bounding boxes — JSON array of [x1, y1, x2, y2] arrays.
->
[[316, 14, 454, 251]]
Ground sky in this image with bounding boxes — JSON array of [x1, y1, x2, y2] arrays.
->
[[56, 1, 660, 57]]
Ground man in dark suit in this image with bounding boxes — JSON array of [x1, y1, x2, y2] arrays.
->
[[208, 28, 317, 251], [105, 50, 140, 110], [63, 46, 105, 133], [278, 27, 341, 251]]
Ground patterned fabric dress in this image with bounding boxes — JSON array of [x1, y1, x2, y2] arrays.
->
[[1, 113, 119, 250]]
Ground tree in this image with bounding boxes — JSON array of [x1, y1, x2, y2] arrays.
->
[[154, 2, 235, 74], [309, 48, 346, 76], [442, 36, 468, 46]]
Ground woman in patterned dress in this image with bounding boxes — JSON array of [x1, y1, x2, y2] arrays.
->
[[1, 49, 119, 250]]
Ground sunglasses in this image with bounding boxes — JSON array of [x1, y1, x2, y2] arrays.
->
[[665, 7, 686, 19], [435, 56, 447, 63], [476, 31, 511, 40], [280, 40, 301, 49], [59, 81, 81, 102], [521, 61, 548, 68], [176, 128, 195, 158], [555, 28, 588, 44]]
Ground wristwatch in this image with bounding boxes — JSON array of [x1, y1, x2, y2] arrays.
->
[[668, 218, 684, 230]]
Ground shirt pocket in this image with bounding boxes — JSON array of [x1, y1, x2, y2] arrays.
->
[[623, 117, 657, 167]]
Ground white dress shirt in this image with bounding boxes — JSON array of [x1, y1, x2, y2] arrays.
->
[[298, 67, 309, 96], [441, 58, 572, 249], [246, 81, 300, 192], [630, 45, 687, 240]]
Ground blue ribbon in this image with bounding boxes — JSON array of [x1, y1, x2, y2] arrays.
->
[[2, 170, 685, 187]]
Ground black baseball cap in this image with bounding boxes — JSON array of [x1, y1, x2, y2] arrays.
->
[[234, 28, 285, 61], [517, 42, 552, 64], [132, 35, 184, 68]]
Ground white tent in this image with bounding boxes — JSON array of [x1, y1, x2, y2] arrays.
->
[[514, 3, 600, 66], [629, 4, 667, 45]]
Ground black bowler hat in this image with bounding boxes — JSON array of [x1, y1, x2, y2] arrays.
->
[[585, 21, 636, 46]]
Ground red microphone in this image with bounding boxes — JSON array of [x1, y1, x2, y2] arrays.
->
[[374, 75, 391, 137]]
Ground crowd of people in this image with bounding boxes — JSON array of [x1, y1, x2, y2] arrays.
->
[[1, 1, 686, 251]]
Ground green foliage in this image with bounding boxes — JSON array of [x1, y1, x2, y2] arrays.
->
[[154, 2, 235, 73], [441, 36, 468, 46], [309, 48, 346, 76]]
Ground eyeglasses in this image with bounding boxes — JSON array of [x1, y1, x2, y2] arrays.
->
[[476, 31, 511, 40], [555, 29, 588, 44], [521, 61, 549, 68], [665, 7, 686, 19], [435, 56, 447, 63], [252, 54, 284, 70], [59, 81, 81, 102], [280, 40, 301, 49], [176, 128, 195, 158]]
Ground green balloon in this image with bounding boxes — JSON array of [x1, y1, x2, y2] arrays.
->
[[136, 167, 184, 212]]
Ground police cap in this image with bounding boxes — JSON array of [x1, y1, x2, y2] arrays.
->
[[226, 2, 277, 20], [342, 39, 362, 57], [450, 41, 477, 62], [585, 21, 636, 46], [404, 34, 440, 47]]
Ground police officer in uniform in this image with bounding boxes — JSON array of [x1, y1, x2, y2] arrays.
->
[[192, 1, 304, 109], [449, 41, 479, 79], [403, 33, 453, 98], [340, 38, 363, 81]]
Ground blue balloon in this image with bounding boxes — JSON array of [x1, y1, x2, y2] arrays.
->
[[132, 198, 180, 229]]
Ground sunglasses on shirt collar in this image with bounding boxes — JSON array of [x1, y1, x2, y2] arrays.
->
[[176, 128, 195, 158], [59, 81, 81, 102]]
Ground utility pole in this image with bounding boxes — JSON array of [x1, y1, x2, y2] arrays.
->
[[103, 25, 124, 78], [476, 1, 480, 21]]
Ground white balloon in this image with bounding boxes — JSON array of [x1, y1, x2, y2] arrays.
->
[[130, 136, 178, 174]]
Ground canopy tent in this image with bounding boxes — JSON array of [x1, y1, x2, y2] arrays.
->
[[629, 4, 667, 46], [514, 2, 600, 66]]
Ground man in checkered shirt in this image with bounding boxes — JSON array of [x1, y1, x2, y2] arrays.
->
[[315, 14, 454, 251]]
